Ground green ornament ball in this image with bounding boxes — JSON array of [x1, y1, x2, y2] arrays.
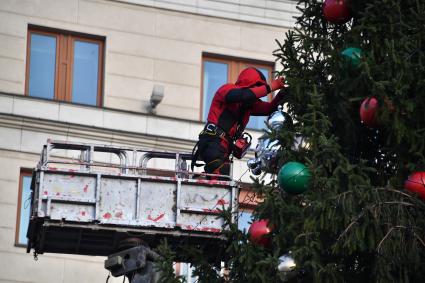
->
[[278, 162, 311, 194], [341, 47, 363, 67]]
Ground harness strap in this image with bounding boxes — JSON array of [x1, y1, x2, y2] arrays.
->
[[190, 141, 204, 171]]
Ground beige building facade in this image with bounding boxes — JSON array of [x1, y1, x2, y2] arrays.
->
[[0, 0, 296, 282]]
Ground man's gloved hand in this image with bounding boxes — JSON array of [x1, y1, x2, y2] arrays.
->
[[269, 76, 285, 91]]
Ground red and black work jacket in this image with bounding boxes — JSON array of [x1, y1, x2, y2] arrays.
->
[[206, 67, 282, 149]]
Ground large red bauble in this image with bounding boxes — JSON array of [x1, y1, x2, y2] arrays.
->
[[404, 172, 425, 200], [360, 97, 379, 128], [323, 0, 352, 24], [248, 219, 272, 247]]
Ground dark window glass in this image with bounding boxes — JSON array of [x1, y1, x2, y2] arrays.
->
[[18, 175, 32, 245], [72, 40, 100, 106], [28, 33, 56, 99], [238, 211, 252, 232], [179, 263, 197, 282], [202, 61, 228, 121]]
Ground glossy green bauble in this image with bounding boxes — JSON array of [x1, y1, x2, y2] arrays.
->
[[278, 162, 311, 194], [341, 47, 363, 67]]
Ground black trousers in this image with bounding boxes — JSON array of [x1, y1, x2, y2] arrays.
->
[[198, 134, 231, 176]]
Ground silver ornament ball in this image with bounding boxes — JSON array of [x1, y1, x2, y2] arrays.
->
[[251, 166, 262, 176], [278, 253, 296, 273], [267, 105, 293, 131], [247, 158, 261, 169]]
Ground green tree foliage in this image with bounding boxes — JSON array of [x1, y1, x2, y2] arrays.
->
[[157, 0, 425, 282], [270, 0, 425, 281], [155, 240, 186, 283]]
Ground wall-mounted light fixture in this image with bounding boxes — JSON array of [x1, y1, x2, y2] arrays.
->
[[148, 84, 164, 114]]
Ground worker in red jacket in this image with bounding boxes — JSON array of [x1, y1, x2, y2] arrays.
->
[[192, 67, 286, 177]]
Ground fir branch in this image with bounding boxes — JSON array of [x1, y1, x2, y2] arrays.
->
[[336, 213, 363, 243], [376, 225, 407, 253], [413, 232, 425, 248]]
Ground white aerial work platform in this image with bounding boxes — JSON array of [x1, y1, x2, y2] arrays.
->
[[26, 140, 240, 282]]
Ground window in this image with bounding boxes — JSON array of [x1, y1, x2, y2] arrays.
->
[[238, 186, 259, 232], [15, 170, 32, 246], [201, 54, 274, 130], [178, 263, 198, 283], [25, 26, 104, 106], [238, 210, 253, 233]]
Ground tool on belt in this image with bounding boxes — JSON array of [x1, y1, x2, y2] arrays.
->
[[231, 104, 252, 159], [233, 132, 252, 159]]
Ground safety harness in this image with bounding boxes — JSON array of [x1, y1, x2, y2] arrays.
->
[[190, 105, 249, 172], [190, 123, 229, 171]]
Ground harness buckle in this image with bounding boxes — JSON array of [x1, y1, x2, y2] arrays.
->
[[205, 123, 217, 132], [203, 123, 228, 140]]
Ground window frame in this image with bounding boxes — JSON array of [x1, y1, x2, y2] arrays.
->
[[15, 169, 32, 247], [200, 53, 275, 124], [25, 25, 105, 107]]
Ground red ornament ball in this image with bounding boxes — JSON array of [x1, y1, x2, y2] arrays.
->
[[248, 219, 272, 247], [323, 0, 352, 24], [404, 172, 425, 200], [360, 97, 379, 128]]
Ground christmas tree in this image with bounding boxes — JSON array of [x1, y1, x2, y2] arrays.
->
[[157, 0, 425, 282]]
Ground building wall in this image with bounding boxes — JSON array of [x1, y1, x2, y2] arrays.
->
[[0, 0, 293, 120], [0, 0, 294, 282], [117, 0, 298, 27]]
